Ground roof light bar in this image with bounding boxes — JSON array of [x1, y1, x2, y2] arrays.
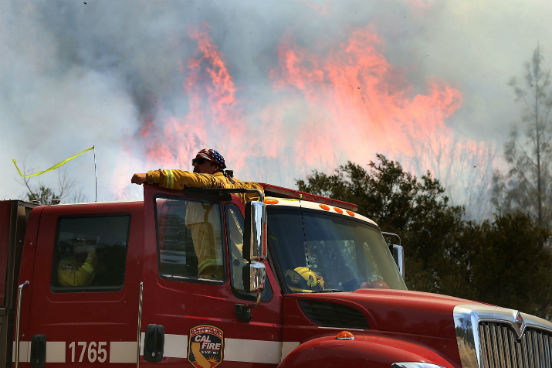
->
[[258, 183, 358, 212]]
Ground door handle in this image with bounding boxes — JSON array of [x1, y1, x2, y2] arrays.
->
[[30, 334, 46, 368], [144, 324, 165, 362]]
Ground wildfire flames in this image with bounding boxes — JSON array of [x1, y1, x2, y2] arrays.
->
[[133, 25, 494, 214]]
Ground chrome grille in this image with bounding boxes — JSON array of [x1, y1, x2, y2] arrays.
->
[[454, 305, 552, 368], [479, 322, 552, 367]]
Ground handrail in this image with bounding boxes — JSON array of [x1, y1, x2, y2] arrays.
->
[[136, 281, 144, 368], [181, 187, 265, 203], [382, 232, 402, 245], [14, 280, 29, 368]]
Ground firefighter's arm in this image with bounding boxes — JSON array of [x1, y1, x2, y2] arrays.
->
[[233, 181, 265, 203], [144, 169, 217, 190], [58, 251, 97, 287], [131, 173, 146, 184], [243, 181, 264, 201]]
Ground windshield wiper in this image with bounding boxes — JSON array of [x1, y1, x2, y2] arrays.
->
[[312, 288, 344, 293]]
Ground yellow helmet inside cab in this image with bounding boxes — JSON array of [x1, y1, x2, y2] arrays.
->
[[285, 266, 325, 292]]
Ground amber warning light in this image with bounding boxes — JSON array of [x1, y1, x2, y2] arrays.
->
[[336, 331, 355, 340]]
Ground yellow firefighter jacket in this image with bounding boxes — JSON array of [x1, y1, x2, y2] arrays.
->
[[145, 170, 264, 204], [57, 251, 97, 287]]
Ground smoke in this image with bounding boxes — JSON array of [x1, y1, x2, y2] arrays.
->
[[2, 0, 549, 219]]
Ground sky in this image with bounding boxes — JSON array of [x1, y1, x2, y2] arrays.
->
[[1, 0, 551, 219]]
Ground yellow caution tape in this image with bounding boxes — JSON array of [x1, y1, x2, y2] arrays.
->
[[13, 146, 94, 177]]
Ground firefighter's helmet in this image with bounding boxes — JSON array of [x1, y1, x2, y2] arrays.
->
[[285, 266, 325, 292], [194, 148, 226, 169]]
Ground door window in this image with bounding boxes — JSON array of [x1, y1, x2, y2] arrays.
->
[[51, 215, 130, 292], [226, 204, 247, 292], [156, 197, 224, 281]]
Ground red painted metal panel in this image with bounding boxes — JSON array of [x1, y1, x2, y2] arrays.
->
[[281, 289, 469, 367], [279, 334, 456, 368], [0, 201, 12, 306]]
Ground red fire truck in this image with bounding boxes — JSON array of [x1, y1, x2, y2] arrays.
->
[[1, 182, 551, 368]]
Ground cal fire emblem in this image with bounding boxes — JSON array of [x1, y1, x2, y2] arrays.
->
[[188, 325, 224, 368]]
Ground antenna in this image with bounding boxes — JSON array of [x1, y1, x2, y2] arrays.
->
[[93, 146, 98, 202]]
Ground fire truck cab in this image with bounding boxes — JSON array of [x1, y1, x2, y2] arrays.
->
[[1, 182, 551, 368]]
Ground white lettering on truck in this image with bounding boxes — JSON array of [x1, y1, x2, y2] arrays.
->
[[68, 341, 108, 363]]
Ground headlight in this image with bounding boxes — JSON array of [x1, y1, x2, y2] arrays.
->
[[391, 363, 448, 368]]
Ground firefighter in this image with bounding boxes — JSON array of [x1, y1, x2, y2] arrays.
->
[[131, 148, 263, 204], [131, 148, 264, 279], [57, 237, 97, 287]]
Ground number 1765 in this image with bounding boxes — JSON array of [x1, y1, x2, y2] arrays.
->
[[68, 341, 108, 363]]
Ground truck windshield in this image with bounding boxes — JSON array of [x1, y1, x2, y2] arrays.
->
[[267, 207, 407, 293]]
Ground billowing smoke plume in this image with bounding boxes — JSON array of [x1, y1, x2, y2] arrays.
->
[[3, 0, 545, 219]]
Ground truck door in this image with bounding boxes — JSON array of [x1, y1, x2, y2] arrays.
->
[[17, 202, 143, 367], [141, 185, 282, 367], [0, 201, 34, 367]]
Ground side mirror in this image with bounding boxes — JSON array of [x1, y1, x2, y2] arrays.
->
[[382, 232, 405, 279], [242, 262, 267, 293], [391, 244, 404, 278], [243, 201, 267, 261], [243, 201, 268, 293]]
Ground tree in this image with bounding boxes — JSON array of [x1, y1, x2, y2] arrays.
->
[[461, 212, 552, 318], [296, 154, 466, 293], [21, 170, 83, 204], [26, 185, 62, 205], [493, 45, 552, 229]]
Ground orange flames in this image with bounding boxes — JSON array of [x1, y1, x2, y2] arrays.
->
[[266, 27, 468, 176], [130, 24, 493, 210], [140, 26, 247, 171]]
